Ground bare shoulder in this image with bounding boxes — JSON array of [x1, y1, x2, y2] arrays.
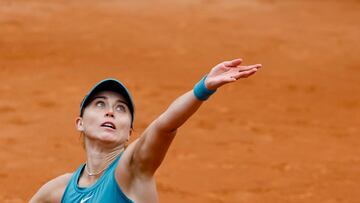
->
[[116, 139, 140, 178], [115, 139, 144, 191], [115, 139, 159, 202], [29, 173, 73, 203], [116, 129, 164, 179]]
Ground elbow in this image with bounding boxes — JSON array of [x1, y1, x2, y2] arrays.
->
[[157, 122, 178, 135]]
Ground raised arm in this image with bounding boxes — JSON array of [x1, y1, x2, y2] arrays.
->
[[155, 59, 261, 131], [129, 59, 262, 176]]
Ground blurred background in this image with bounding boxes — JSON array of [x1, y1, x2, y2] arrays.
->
[[0, 0, 359, 202]]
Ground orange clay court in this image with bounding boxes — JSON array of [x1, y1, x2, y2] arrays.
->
[[0, 0, 359, 202]]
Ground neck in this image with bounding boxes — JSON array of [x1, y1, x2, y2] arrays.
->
[[84, 143, 124, 178]]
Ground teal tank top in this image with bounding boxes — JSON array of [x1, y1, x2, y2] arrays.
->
[[61, 153, 134, 203]]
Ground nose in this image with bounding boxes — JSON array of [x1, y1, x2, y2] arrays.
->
[[105, 110, 115, 118]]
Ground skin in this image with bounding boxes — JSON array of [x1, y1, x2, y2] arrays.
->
[[29, 58, 262, 203]]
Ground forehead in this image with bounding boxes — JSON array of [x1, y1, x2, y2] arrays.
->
[[90, 90, 127, 103]]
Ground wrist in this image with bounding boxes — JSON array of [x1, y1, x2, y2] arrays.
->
[[193, 75, 217, 101]]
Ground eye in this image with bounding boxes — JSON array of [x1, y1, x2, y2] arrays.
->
[[95, 101, 105, 108], [115, 104, 126, 112]]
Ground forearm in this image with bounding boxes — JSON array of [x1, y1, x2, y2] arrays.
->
[[155, 90, 203, 132]]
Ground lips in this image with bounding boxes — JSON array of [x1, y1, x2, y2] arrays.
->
[[101, 121, 116, 130]]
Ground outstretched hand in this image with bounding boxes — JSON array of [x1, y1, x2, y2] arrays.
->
[[205, 59, 262, 90]]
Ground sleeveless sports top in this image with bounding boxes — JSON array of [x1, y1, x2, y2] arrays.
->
[[61, 153, 134, 203]]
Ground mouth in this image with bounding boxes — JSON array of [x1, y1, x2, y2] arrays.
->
[[100, 121, 116, 130]]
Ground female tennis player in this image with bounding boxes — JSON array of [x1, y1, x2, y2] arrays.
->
[[30, 58, 262, 203]]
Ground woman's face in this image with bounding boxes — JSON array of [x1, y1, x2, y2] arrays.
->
[[77, 90, 132, 145]]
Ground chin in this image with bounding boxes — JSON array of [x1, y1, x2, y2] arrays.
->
[[98, 132, 127, 144], [98, 133, 118, 142]]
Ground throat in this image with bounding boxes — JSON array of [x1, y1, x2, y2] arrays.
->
[[82, 148, 123, 179], [78, 156, 116, 188], [79, 147, 124, 187]]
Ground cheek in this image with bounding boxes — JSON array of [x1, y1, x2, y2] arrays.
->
[[82, 113, 100, 131], [115, 113, 132, 130], [118, 116, 131, 129]]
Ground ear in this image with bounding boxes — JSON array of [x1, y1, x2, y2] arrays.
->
[[75, 117, 84, 132]]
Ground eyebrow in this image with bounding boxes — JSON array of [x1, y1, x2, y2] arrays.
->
[[92, 96, 129, 106]]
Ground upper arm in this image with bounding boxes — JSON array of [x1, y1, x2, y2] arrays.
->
[[29, 173, 72, 203], [132, 120, 177, 175], [116, 118, 177, 182], [113, 124, 175, 199], [120, 91, 201, 178]]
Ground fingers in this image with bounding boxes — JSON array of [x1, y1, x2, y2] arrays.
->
[[246, 64, 262, 70], [242, 69, 257, 78], [229, 64, 262, 72], [232, 68, 258, 80], [224, 58, 242, 67], [224, 77, 237, 83]]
